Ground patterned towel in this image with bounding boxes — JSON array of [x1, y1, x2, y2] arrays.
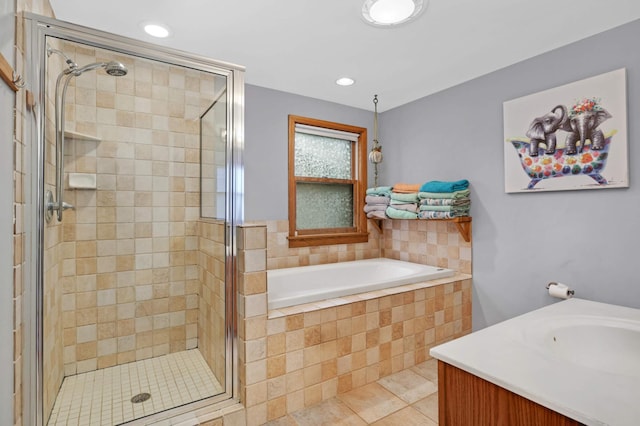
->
[[418, 211, 468, 219], [420, 198, 470, 207], [419, 205, 470, 213], [418, 189, 470, 199]]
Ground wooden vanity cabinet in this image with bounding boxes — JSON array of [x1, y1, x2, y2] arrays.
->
[[437, 361, 584, 426]]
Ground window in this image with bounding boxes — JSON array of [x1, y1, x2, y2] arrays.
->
[[288, 115, 368, 247]]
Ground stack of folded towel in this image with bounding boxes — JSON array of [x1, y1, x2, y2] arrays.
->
[[364, 186, 392, 219], [386, 183, 420, 219], [418, 179, 471, 219]]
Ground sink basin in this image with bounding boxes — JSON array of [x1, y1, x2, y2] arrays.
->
[[521, 315, 640, 378]]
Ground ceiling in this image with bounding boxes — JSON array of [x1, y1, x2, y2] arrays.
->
[[49, 0, 640, 112]]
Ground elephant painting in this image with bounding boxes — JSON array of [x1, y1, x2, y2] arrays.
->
[[565, 104, 612, 155], [525, 105, 570, 156]]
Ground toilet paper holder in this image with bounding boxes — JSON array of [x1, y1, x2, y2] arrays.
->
[[546, 282, 575, 297]]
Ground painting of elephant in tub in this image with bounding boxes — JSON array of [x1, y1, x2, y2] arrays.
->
[[503, 69, 628, 193]]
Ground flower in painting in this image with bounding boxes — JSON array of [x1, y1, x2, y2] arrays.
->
[[569, 97, 603, 118]]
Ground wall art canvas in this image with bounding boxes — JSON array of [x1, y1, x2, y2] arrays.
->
[[503, 68, 628, 193]]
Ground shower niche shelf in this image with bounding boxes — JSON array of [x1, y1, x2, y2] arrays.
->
[[368, 216, 472, 242], [64, 130, 101, 142]]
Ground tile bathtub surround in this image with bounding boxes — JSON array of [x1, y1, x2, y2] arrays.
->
[[382, 219, 472, 275], [265, 220, 381, 270], [264, 218, 471, 275], [237, 224, 471, 425]]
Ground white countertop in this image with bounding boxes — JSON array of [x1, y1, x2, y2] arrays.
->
[[430, 298, 640, 426]]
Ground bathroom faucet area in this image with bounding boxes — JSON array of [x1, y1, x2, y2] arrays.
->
[[3, 2, 640, 426]]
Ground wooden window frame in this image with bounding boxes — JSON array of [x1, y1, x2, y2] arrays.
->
[[288, 115, 368, 248]]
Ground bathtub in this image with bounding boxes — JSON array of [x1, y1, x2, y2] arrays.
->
[[267, 258, 455, 310], [431, 298, 640, 425]]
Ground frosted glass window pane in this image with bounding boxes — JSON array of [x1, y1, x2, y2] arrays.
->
[[294, 132, 351, 179], [296, 183, 353, 229]]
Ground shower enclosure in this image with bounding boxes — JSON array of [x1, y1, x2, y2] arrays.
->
[[24, 15, 243, 425]]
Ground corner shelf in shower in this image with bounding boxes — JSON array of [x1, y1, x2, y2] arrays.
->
[[64, 130, 101, 142], [368, 216, 472, 242]]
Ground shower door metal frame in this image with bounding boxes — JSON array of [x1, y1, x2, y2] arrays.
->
[[23, 14, 244, 426]]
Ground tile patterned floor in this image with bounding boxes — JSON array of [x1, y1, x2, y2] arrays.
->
[[47, 349, 223, 426], [266, 359, 439, 425]]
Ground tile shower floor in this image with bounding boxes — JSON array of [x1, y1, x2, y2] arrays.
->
[[266, 358, 440, 426], [47, 349, 223, 426]]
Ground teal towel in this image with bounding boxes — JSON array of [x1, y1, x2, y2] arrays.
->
[[385, 207, 418, 219], [389, 192, 419, 203], [419, 179, 469, 193], [418, 189, 470, 199], [366, 186, 393, 196]]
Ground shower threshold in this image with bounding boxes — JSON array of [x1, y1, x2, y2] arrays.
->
[[47, 349, 223, 425]]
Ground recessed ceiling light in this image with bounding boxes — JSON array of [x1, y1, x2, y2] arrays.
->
[[143, 23, 170, 38], [362, 0, 427, 27], [336, 77, 355, 86]]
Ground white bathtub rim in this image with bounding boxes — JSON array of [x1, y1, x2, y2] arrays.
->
[[266, 258, 455, 311]]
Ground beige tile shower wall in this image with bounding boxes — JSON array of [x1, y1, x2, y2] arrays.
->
[[237, 223, 471, 426], [197, 220, 227, 385], [57, 42, 217, 374], [265, 220, 381, 270], [382, 219, 472, 274]]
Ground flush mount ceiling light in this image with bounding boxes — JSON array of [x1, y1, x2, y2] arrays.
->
[[362, 0, 427, 27], [143, 23, 170, 38], [336, 77, 355, 86]]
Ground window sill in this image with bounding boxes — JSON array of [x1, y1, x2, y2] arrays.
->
[[287, 232, 369, 248]]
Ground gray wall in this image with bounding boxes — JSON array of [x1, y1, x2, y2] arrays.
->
[[0, 0, 15, 423], [244, 19, 640, 331], [244, 84, 372, 221], [379, 19, 640, 329]]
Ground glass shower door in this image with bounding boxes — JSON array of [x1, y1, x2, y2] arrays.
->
[[38, 30, 236, 425]]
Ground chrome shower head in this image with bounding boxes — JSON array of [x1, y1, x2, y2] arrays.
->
[[104, 61, 128, 77], [72, 61, 128, 77]]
